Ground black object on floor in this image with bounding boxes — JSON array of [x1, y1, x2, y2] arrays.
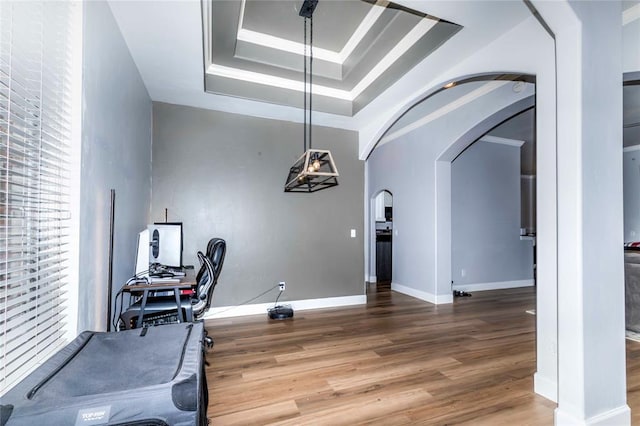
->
[[1, 323, 208, 426], [453, 290, 472, 297], [268, 305, 294, 320]]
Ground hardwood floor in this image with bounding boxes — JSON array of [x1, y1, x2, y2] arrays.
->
[[205, 284, 640, 425]]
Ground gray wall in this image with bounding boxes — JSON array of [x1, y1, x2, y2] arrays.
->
[[79, 1, 152, 332], [151, 102, 364, 306], [451, 140, 533, 287], [623, 82, 640, 242], [624, 149, 640, 242]]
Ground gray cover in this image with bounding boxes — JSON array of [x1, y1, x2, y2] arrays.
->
[[1, 322, 206, 426], [626, 251, 640, 332]]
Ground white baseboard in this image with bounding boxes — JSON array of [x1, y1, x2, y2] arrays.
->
[[369, 275, 377, 283], [534, 372, 557, 402], [391, 282, 453, 304], [436, 293, 453, 304], [293, 295, 366, 310], [203, 295, 367, 319], [203, 302, 274, 319], [452, 279, 534, 293], [555, 405, 630, 425]]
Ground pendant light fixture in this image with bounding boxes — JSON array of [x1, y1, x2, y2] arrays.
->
[[284, 0, 339, 193]]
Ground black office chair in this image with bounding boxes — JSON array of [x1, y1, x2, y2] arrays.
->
[[120, 239, 226, 336], [197, 238, 226, 346], [204, 238, 226, 290]]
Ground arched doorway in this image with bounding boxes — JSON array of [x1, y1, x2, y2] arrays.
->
[[371, 190, 393, 284]]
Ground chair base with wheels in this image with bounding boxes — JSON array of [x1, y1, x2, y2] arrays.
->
[[204, 329, 213, 348]]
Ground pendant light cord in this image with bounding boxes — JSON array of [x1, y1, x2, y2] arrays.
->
[[309, 15, 313, 150], [303, 17, 308, 153], [302, 12, 314, 153]]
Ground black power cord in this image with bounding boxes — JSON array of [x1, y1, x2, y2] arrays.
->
[[273, 288, 283, 307], [112, 270, 153, 331], [205, 284, 280, 317], [112, 287, 126, 331]]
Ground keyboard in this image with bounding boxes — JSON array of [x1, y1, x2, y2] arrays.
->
[[157, 267, 186, 277], [149, 277, 181, 283]]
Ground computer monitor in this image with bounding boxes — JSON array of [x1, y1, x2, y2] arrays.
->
[[148, 223, 183, 268], [134, 229, 150, 277]]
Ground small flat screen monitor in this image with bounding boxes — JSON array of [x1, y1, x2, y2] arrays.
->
[[135, 229, 150, 277], [148, 223, 183, 268]]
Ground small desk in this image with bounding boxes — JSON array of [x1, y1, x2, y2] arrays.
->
[[122, 273, 196, 329]]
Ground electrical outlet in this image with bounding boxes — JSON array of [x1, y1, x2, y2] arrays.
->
[[279, 281, 286, 291]]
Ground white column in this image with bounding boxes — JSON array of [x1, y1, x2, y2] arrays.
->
[[535, 1, 629, 424], [534, 51, 558, 401]]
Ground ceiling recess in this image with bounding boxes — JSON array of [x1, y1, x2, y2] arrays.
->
[[201, 0, 462, 116]]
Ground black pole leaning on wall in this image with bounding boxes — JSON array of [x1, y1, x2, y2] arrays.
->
[[107, 189, 115, 332]]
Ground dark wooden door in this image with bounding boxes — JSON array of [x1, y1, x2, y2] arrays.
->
[[376, 234, 392, 282]]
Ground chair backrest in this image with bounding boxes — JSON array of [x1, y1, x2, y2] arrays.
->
[[195, 252, 208, 285], [206, 238, 226, 282], [193, 251, 216, 317], [193, 238, 226, 318]]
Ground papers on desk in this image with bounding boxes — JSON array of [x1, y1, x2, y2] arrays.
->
[[156, 268, 185, 277], [149, 277, 181, 283]]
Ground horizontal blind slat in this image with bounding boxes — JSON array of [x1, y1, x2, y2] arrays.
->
[[1, 337, 67, 394], [4, 319, 67, 373], [2, 294, 67, 336], [1, 280, 68, 306], [3, 298, 67, 345]]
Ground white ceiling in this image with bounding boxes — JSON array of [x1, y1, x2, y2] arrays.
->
[[201, 0, 461, 115], [108, 0, 640, 142], [107, 0, 533, 129]]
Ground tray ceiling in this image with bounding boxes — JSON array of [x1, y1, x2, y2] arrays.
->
[[202, 0, 461, 116]]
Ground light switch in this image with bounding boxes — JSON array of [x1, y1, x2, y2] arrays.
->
[[350, 229, 356, 238]]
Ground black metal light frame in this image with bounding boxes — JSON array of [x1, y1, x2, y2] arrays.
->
[[284, 0, 339, 193]]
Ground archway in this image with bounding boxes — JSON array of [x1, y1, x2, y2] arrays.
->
[[434, 95, 535, 299], [369, 190, 393, 285]]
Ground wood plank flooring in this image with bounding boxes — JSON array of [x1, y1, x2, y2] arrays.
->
[[205, 284, 640, 425]]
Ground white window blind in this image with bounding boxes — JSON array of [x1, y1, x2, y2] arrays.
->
[[0, 1, 79, 394]]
